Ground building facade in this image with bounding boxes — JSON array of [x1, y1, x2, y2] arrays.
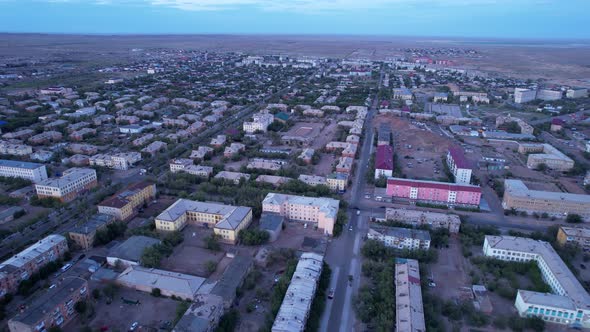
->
[[0, 160, 48, 183], [155, 199, 252, 244], [375, 145, 394, 179], [0, 235, 68, 297], [483, 235, 590, 328], [8, 277, 88, 332], [446, 147, 472, 184], [384, 208, 461, 233], [262, 193, 339, 235], [519, 143, 574, 171], [68, 214, 116, 249], [556, 227, 590, 251], [386, 178, 482, 207], [368, 226, 431, 250], [502, 179, 590, 219], [97, 182, 156, 221], [35, 168, 98, 202]]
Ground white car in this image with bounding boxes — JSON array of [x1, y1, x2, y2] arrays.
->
[[129, 322, 139, 331]]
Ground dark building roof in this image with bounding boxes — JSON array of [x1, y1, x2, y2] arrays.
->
[[211, 255, 253, 303], [108, 236, 160, 263], [259, 213, 284, 232], [448, 146, 471, 169], [375, 145, 394, 171]]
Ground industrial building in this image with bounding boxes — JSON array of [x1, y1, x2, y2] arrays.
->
[[116, 266, 205, 301]]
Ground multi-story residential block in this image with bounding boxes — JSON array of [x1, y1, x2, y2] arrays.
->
[[272, 253, 323, 332], [247, 159, 282, 171], [2, 129, 35, 140], [262, 193, 339, 235], [243, 112, 274, 133], [393, 88, 413, 100], [169, 158, 194, 173], [89, 152, 142, 170], [336, 156, 354, 174], [0, 141, 33, 156], [69, 128, 96, 141], [368, 226, 431, 250], [483, 235, 590, 328], [141, 141, 167, 156], [68, 214, 116, 249], [298, 174, 327, 187], [496, 115, 534, 135], [98, 182, 156, 221], [566, 88, 588, 99], [537, 89, 563, 101], [189, 146, 214, 161], [183, 165, 213, 178], [386, 178, 482, 207], [0, 235, 68, 297], [327, 173, 348, 192], [502, 179, 590, 219], [514, 88, 537, 103], [298, 148, 315, 164], [28, 131, 62, 145], [132, 133, 154, 147], [0, 160, 48, 183], [163, 117, 189, 128], [67, 143, 98, 155], [8, 277, 88, 332], [556, 226, 590, 251], [155, 199, 252, 244], [214, 171, 250, 184], [210, 135, 227, 147], [224, 143, 246, 157], [384, 208, 461, 233], [375, 145, 394, 179], [35, 168, 97, 202], [518, 143, 574, 171], [174, 294, 224, 332], [395, 258, 426, 332], [446, 146, 472, 184]]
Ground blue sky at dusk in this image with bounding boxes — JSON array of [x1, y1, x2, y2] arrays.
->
[[0, 0, 589, 39]]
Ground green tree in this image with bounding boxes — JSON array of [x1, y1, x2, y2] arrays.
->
[[74, 300, 87, 314], [566, 214, 584, 224]]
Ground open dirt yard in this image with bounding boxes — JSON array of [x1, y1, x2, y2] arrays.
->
[[272, 220, 327, 251], [313, 153, 336, 176], [376, 115, 453, 180]]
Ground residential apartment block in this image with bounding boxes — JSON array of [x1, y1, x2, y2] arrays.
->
[[514, 88, 537, 104], [243, 112, 274, 134], [386, 178, 482, 207], [0, 235, 68, 297], [68, 214, 116, 249], [89, 152, 142, 170], [556, 227, 590, 251], [0, 141, 32, 156], [35, 168, 98, 202], [97, 182, 156, 221], [368, 226, 431, 250], [496, 115, 534, 135], [0, 160, 48, 183], [502, 179, 590, 219], [272, 253, 324, 332], [8, 277, 88, 332], [155, 199, 252, 244], [189, 146, 214, 161], [375, 145, 394, 179], [384, 208, 461, 233], [262, 193, 339, 235], [395, 258, 426, 332], [327, 173, 348, 192], [483, 235, 590, 328], [446, 146, 472, 184], [518, 143, 574, 171]]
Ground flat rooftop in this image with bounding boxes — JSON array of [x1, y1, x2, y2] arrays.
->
[[156, 199, 251, 230], [504, 179, 590, 204], [117, 266, 205, 299], [262, 193, 340, 219], [395, 258, 426, 332], [0, 159, 44, 170], [0, 234, 66, 271], [370, 226, 431, 241]]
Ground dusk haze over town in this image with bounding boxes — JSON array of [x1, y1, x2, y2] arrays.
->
[[0, 1, 590, 332]]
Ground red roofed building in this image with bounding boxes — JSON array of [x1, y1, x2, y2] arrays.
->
[[550, 118, 565, 132], [446, 146, 472, 184], [375, 145, 394, 179], [386, 178, 481, 207]]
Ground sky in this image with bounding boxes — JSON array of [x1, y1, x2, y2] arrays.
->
[[0, 0, 589, 39]]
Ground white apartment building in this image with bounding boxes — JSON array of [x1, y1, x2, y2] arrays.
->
[[298, 174, 327, 187], [0, 141, 32, 156], [384, 208, 461, 233], [537, 89, 563, 101], [243, 112, 274, 134], [446, 147, 472, 184], [514, 88, 537, 103], [0, 160, 48, 183], [35, 168, 98, 202], [262, 193, 339, 235], [272, 253, 323, 332], [367, 226, 431, 250], [169, 158, 194, 173], [89, 153, 142, 170], [566, 88, 587, 99], [483, 235, 590, 328], [395, 258, 426, 332]]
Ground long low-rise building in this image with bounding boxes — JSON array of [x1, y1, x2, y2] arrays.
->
[[483, 235, 590, 328], [98, 182, 156, 221], [395, 258, 426, 332], [386, 177, 481, 207], [262, 193, 339, 235], [155, 199, 252, 244], [518, 143, 574, 171], [0, 159, 48, 183], [384, 208, 461, 233], [272, 253, 323, 332], [502, 179, 590, 219], [368, 226, 431, 250], [116, 265, 205, 301], [35, 168, 97, 202], [0, 141, 33, 156], [0, 235, 68, 297], [8, 277, 88, 332]]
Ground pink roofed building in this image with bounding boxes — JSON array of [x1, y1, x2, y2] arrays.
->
[[386, 178, 481, 207], [375, 145, 394, 180]]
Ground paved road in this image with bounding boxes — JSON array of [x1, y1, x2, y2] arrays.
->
[[322, 69, 382, 332]]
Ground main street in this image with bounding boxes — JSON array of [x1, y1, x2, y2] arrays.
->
[[322, 69, 382, 332]]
